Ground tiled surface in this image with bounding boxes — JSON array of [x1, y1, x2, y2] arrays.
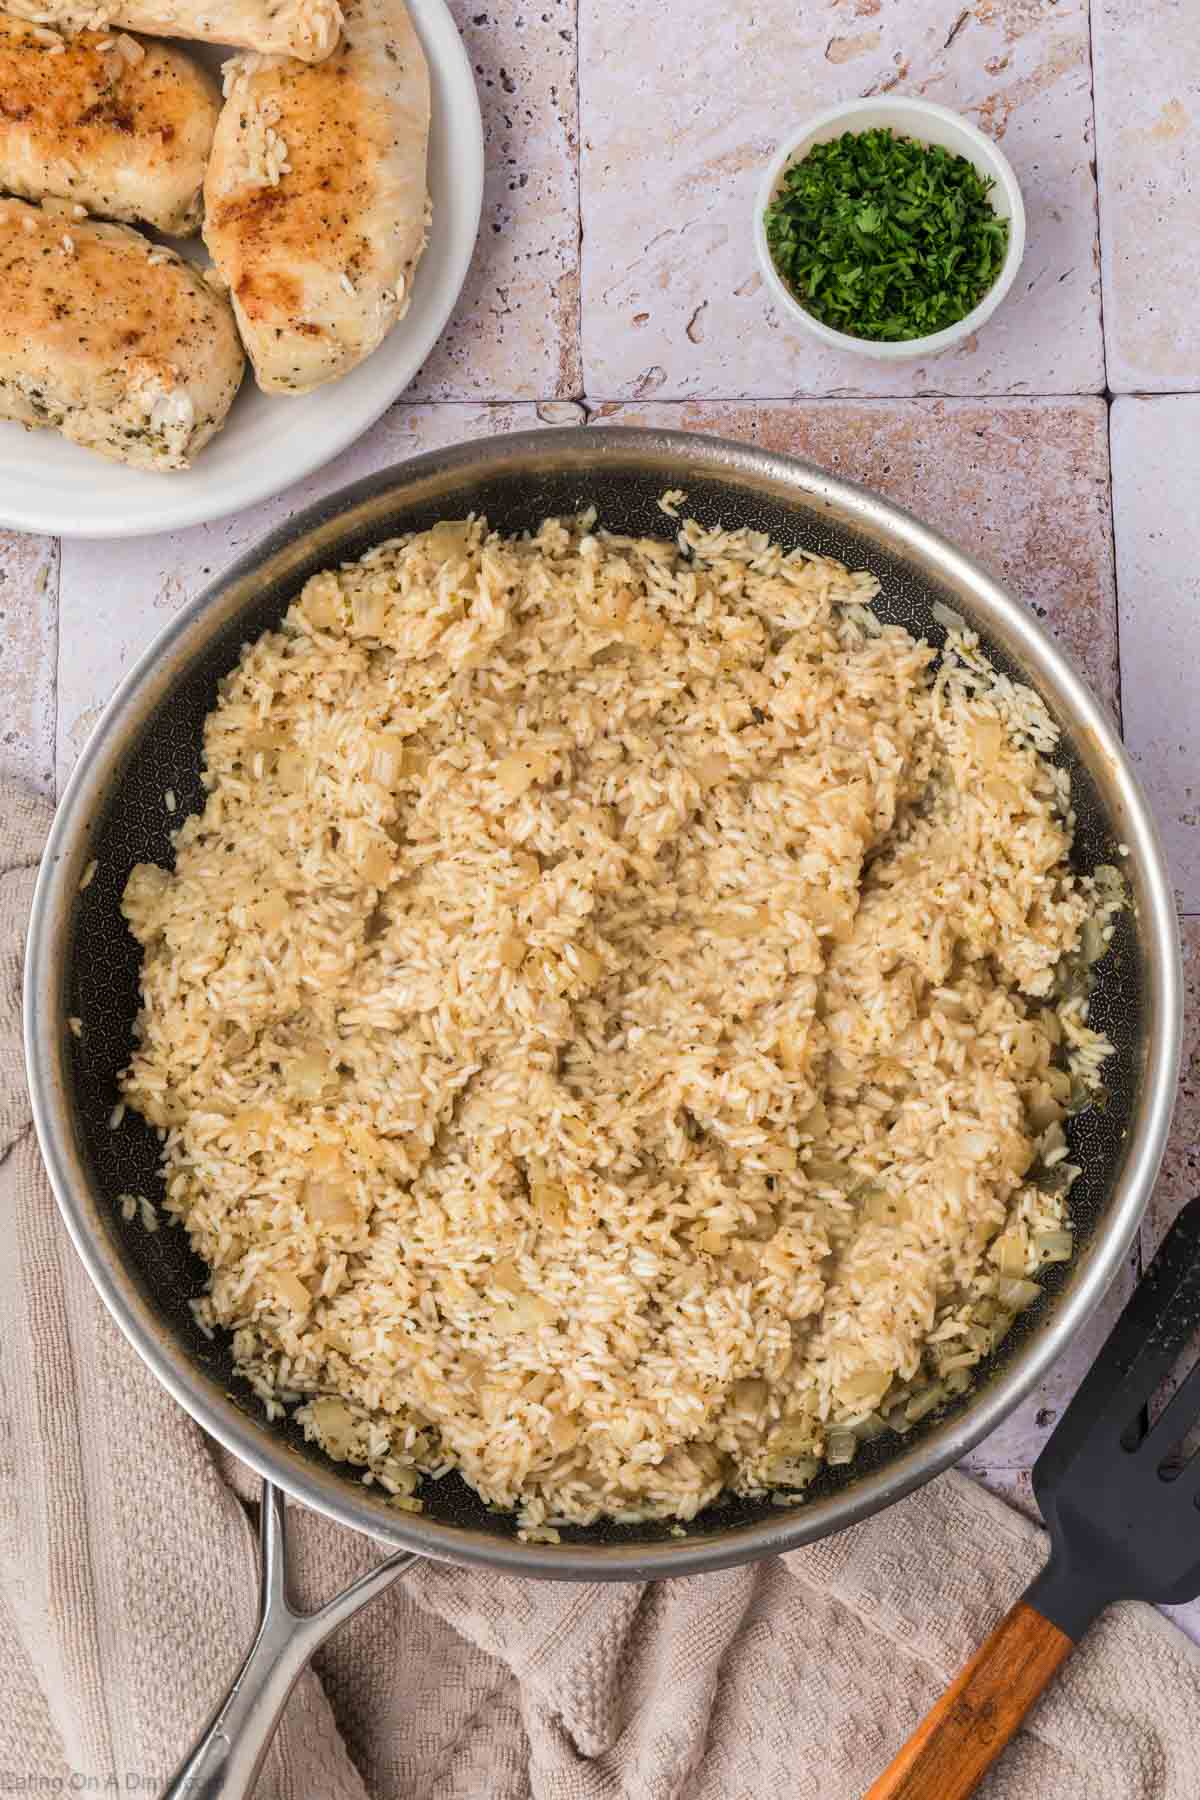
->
[[408, 0, 580, 398], [1094, 0, 1200, 393], [579, 0, 1103, 398], [1110, 395, 1200, 913], [4, 0, 1200, 1649], [0, 533, 57, 799]]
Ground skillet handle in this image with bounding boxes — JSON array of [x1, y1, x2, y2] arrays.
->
[[161, 1482, 418, 1800], [863, 1600, 1073, 1800]]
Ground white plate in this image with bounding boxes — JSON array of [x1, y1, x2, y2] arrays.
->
[[0, 0, 483, 539]]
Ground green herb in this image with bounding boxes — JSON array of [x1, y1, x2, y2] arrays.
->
[[764, 127, 1009, 342]]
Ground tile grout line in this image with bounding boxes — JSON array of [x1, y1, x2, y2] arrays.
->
[[415, 389, 1108, 408], [571, 0, 584, 400], [1084, 0, 1111, 401], [49, 533, 62, 806], [1081, 0, 1127, 790]]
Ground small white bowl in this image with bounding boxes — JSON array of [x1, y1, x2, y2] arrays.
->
[[754, 96, 1026, 361]]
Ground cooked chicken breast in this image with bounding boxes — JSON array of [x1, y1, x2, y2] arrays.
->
[[0, 196, 243, 470], [0, 15, 219, 235], [203, 0, 430, 395], [6, 0, 341, 63]]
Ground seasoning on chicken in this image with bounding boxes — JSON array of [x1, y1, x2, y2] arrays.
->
[[5, 0, 342, 64], [0, 195, 244, 470], [0, 15, 219, 236], [204, 0, 429, 395]]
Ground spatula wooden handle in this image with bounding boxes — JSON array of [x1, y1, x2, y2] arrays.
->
[[864, 1600, 1073, 1800]]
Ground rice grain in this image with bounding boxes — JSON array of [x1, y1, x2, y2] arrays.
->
[[119, 509, 1116, 1527]]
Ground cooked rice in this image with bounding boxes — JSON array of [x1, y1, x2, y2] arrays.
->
[[119, 509, 1117, 1528]]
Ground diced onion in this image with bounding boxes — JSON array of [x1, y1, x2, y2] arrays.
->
[[288, 1049, 329, 1100], [310, 1396, 356, 1459], [1046, 1067, 1072, 1102], [696, 752, 730, 788], [710, 905, 769, 938], [1035, 1230, 1074, 1264], [303, 1177, 356, 1226], [968, 717, 1005, 768], [253, 892, 290, 931], [266, 1270, 310, 1313], [302, 579, 341, 629], [904, 1384, 946, 1425], [797, 1099, 827, 1138], [549, 1413, 579, 1451], [491, 1256, 523, 1295], [495, 750, 551, 797], [851, 1411, 888, 1442], [426, 519, 472, 557], [500, 932, 527, 969], [351, 592, 388, 635], [806, 1156, 848, 1186], [771, 1417, 815, 1455], [275, 750, 306, 793], [696, 1227, 728, 1254], [570, 944, 602, 985], [232, 1106, 273, 1135], [368, 732, 406, 785], [996, 1276, 1042, 1312], [837, 1370, 890, 1408], [764, 1454, 820, 1487], [1081, 915, 1107, 965], [1040, 1120, 1068, 1159], [492, 1292, 555, 1334], [986, 1310, 1015, 1352], [991, 1228, 1029, 1277], [531, 1181, 568, 1227], [359, 842, 393, 887]]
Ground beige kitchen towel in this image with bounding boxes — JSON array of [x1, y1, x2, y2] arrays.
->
[[3, 774, 1199, 1800]]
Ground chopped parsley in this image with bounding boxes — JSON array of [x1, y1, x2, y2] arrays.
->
[[764, 127, 1009, 342]]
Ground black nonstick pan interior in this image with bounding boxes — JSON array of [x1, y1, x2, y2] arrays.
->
[[43, 429, 1161, 1571]]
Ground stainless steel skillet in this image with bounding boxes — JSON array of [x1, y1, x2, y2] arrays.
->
[[23, 428, 1182, 1793]]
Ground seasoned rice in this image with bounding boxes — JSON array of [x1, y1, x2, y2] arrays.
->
[[119, 509, 1117, 1528]]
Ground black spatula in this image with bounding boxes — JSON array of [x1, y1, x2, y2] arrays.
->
[[867, 1193, 1200, 1800]]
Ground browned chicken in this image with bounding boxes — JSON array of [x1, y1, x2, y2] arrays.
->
[[0, 196, 244, 470], [0, 14, 219, 235], [203, 0, 430, 394], [6, 0, 342, 63]]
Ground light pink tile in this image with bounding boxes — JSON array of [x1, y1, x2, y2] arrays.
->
[[603, 397, 1118, 709], [0, 532, 57, 799], [1110, 395, 1200, 912], [579, 0, 1102, 398], [409, 0, 580, 399], [56, 403, 544, 790], [1093, 0, 1200, 392]]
